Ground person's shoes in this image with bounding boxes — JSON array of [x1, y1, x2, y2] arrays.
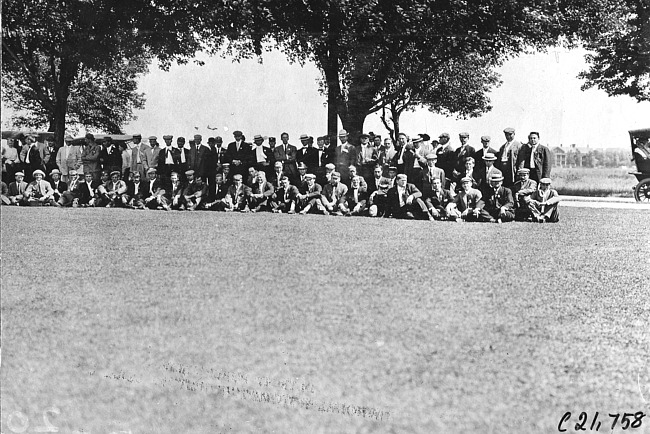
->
[[428, 215, 435, 221], [298, 210, 307, 215], [334, 211, 343, 216], [157, 206, 163, 210], [496, 218, 502, 224], [405, 212, 415, 219], [288, 210, 295, 214], [163, 204, 171, 211], [536, 217, 545, 223]]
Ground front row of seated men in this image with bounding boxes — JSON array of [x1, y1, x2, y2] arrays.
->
[[2, 161, 561, 222]]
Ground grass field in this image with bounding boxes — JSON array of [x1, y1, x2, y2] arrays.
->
[[2, 207, 649, 434], [551, 167, 638, 197]]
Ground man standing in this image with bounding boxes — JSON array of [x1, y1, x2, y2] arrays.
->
[[226, 131, 252, 178], [477, 172, 515, 223], [269, 161, 285, 190], [130, 133, 152, 180], [435, 132, 455, 181], [473, 136, 498, 176], [99, 137, 123, 174], [452, 132, 476, 177], [330, 129, 357, 184], [177, 136, 189, 181], [313, 136, 329, 186], [80, 134, 101, 182], [296, 134, 317, 170], [384, 174, 430, 220], [356, 133, 378, 185], [158, 135, 182, 183], [56, 135, 82, 183], [516, 131, 552, 183], [421, 153, 446, 196], [149, 136, 162, 170], [20, 134, 50, 182], [497, 127, 522, 188], [188, 134, 206, 177], [252, 135, 273, 176], [44, 136, 59, 175], [377, 137, 397, 176], [392, 132, 410, 175], [272, 132, 298, 182]]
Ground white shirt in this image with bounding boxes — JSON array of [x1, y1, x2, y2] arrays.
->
[[398, 186, 406, 207]]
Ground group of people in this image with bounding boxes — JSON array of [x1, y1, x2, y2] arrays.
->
[[1, 127, 560, 222]]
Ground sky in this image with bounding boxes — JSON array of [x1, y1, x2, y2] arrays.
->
[[3, 48, 649, 149]]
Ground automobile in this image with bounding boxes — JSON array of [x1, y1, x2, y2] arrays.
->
[[628, 128, 650, 202]]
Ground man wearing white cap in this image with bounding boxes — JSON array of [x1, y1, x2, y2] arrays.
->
[[48, 169, 67, 205], [477, 172, 515, 222], [24, 169, 54, 205], [56, 135, 82, 183], [57, 170, 81, 207], [7, 172, 28, 205], [331, 129, 357, 184]]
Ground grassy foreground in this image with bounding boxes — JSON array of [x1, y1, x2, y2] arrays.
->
[[1, 206, 649, 434]]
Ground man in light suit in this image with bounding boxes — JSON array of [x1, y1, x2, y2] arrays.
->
[[225, 173, 250, 212], [421, 153, 447, 196], [384, 174, 431, 220], [273, 132, 298, 182], [496, 127, 522, 188], [320, 171, 348, 215], [24, 169, 55, 205], [446, 176, 483, 221], [130, 133, 153, 180], [20, 134, 50, 183], [512, 168, 538, 214], [57, 170, 81, 207], [329, 130, 357, 184], [96, 170, 128, 207], [516, 131, 552, 183], [7, 171, 29, 205], [56, 135, 82, 183]]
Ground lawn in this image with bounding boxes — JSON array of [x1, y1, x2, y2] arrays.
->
[[551, 167, 638, 197], [1, 207, 649, 434]]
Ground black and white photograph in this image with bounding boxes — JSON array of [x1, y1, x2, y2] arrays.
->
[[2, 0, 650, 432]]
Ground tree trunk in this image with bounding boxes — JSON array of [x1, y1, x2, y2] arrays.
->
[[391, 105, 401, 142]]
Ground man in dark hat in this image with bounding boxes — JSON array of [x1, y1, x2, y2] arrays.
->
[[20, 134, 50, 183], [452, 132, 476, 177], [226, 130, 252, 178], [356, 133, 378, 185], [477, 172, 515, 222], [99, 136, 123, 175]]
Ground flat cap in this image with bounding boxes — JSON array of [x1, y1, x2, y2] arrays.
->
[[517, 168, 530, 174], [233, 130, 243, 136], [481, 135, 491, 142], [110, 170, 121, 177], [359, 133, 370, 139], [331, 171, 341, 178], [305, 173, 316, 179], [503, 127, 515, 134], [69, 170, 78, 176], [438, 132, 450, 139], [163, 135, 173, 140], [540, 177, 552, 184], [412, 137, 423, 144], [32, 169, 45, 177], [233, 174, 243, 180], [50, 169, 61, 175], [184, 169, 194, 175], [193, 134, 202, 140], [147, 168, 157, 174], [388, 166, 398, 171], [297, 162, 307, 169], [482, 153, 497, 161], [64, 135, 74, 141], [460, 176, 473, 183], [425, 153, 437, 160], [325, 163, 336, 170], [15, 172, 25, 177], [148, 136, 157, 141], [221, 163, 230, 168], [459, 132, 470, 138], [274, 161, 283, 168], [379, 179, 390, 187], [132, 133, 142, 138], [396, 174, 407, 180]]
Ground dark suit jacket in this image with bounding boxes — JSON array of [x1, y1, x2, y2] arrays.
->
[[206, 182, 228, 202], [472, 146, 499, 172], [157, 146, 182, 174], [421, 167, 447, 195], [76, 180, 100, 204], [50, 180, 68, 194], [125, 181, 145, 200], [516, 144, 552, 180], [385, 183, 422, 217], [300, 182, 322, 200], [478, 185, 514, 211], [424, 188, 454, 210], [453, 145, 476, 172], [226, 141, 252, 174], [250, 181, 275, 198], [296, 146, 319, 169], [329, 144, 357, 180], [143, 179, 165, 199], [272, 144, 298, 179], [99, 145, 123, 171], [272, 184, 300, 204], [8, 181, 28, 197], [344, 187, 368, 208]]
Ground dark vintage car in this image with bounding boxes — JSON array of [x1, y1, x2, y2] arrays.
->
[[629, 128, 650, 202]]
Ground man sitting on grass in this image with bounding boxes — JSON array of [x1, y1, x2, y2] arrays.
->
[[477, 172, 515, 223], [320, 171, 348, 216], [24, 169, 54, 206], [384, 174, 431, 220], [297, 174, 322, 214], [423, 177, 454, 220], [270, 176, 299, 214], [182, 170, 207, 211], [446, 177, 483, 222], [512, 168, 538, 220], [341, 175, 368, 216], [7, 172, 28, 205], [523, 177, 561, 223], [96, 171, 128, 208], [143, 168, 167, 210]]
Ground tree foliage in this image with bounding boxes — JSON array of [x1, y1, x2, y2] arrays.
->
[[2, 0, 210, 144]]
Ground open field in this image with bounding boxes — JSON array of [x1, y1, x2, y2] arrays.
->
[[2, 207, 649, 434], [551, 167, 639, 197]]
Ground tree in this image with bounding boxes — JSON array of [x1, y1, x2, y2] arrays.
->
[[379, 53, 502, 142], [575, 0, 650, 102], [3, 56, 149, 134], [2, 0, 209, 145], [207, 0, 598, 141]]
